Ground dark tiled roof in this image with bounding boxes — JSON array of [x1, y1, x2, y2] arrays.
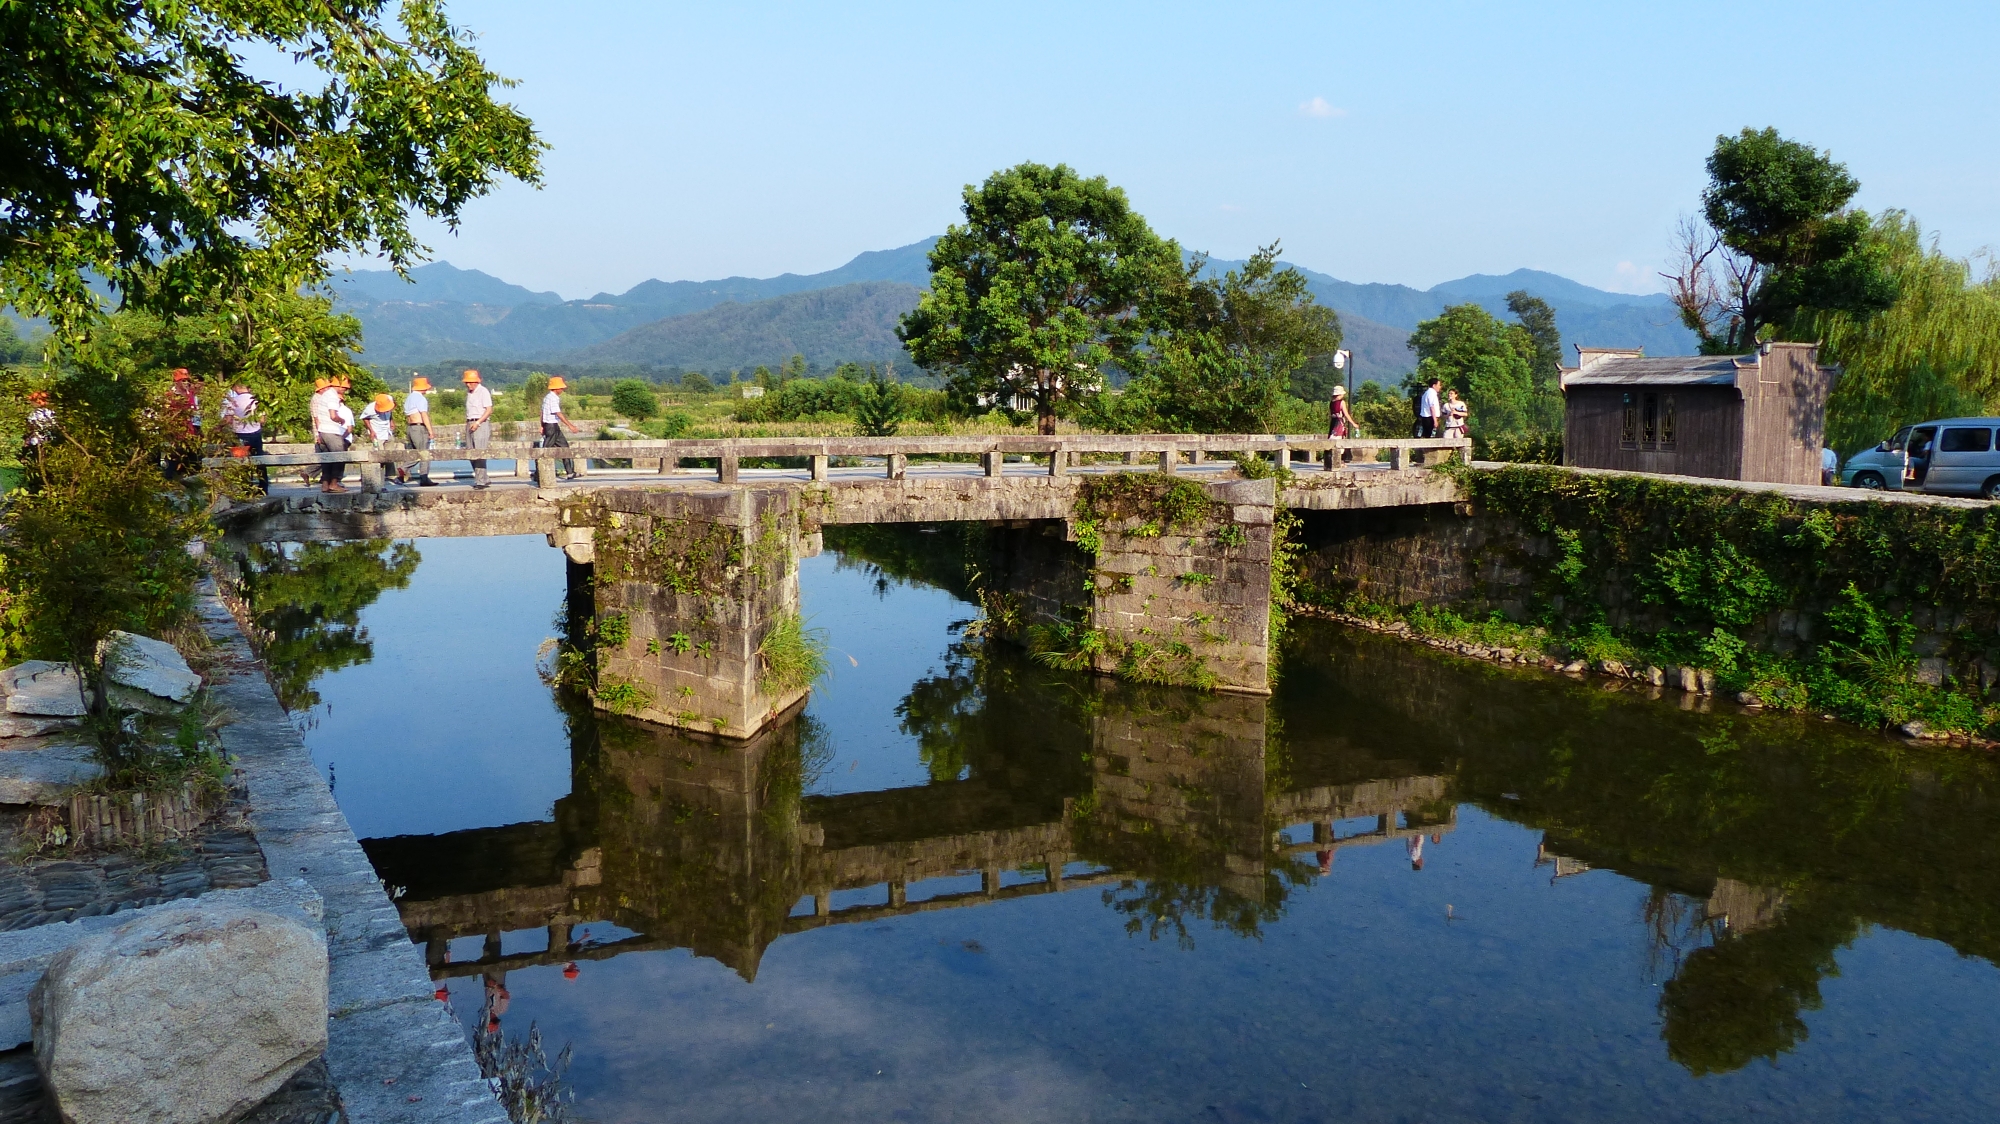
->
[[1564, 355, 1744, 387]]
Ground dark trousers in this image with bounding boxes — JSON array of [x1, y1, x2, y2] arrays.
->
[[316, 432, 348, 485], [236, 429, 269, 492], [541, 422, 575, 477], [1417, 416, 1438, 439]]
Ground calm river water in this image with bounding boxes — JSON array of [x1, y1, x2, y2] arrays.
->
[[234, 528, 2000, 1123]]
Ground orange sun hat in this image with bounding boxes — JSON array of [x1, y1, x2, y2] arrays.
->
[[461, 369, 481, 384], [313, 378, 331, 392], [373, 394, 394, 412], [411, 376, 432, 392], [546, 376, 567, 391]]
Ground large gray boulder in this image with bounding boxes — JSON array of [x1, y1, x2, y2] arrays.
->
[[31, 905, 328, 1124], [99, 632, 201, 704]]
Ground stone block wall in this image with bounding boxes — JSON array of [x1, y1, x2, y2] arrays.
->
[[1080, 478, 1276, 694], [1294, 491, 1987, 692], [578, 486, 810, 738]]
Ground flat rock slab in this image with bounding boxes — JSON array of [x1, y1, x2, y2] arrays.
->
[[0, 717, 79, 739], [2, 670, 84, 719], [0, 745, 100, 806], [99, 632, 200, 704]]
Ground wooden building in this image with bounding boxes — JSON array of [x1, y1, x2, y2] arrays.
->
[[1559, 341, 1834, 485]]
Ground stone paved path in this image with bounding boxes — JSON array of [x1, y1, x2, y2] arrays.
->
[[0, 804, 268, 932]]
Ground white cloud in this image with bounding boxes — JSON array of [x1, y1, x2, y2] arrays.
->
[[1297, 97, 1347, 119], [1609, 260, 1665, 294]]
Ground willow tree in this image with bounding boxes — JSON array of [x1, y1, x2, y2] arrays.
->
[[898, 163, 1179, 434], [1811, 213, 2000, 453]]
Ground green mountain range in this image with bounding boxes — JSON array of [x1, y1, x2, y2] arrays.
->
[[331, 240, 1696, 380]]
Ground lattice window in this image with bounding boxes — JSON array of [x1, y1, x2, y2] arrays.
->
[[1661, 395, 1677, 448], [1641, 393, 1659, 446], [1621, 393, 1638, 448]]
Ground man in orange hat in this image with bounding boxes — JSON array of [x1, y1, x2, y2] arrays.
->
[[403, 375, 436, 485], [539, 375, 582, 482], [315, 378, 352, 493], [163, 367, 202, 477], [461, 369, 492, 488]]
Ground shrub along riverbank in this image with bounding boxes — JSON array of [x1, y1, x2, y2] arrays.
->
[[1295, 464, 2000, 743]]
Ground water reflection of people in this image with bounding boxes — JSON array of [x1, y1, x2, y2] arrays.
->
[[1317, 849, 1334, 876], [1407, 833, 1424, 870], [484, 973, 511, 1033]]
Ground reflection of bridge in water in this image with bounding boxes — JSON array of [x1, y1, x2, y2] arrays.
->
[[365, 684, 1456, 983]]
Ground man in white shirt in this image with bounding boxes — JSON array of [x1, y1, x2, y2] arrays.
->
[[462, 369, 493, 489], [540, 376, 582, 482], [315, 379, 350, 493], [1821, 445, 1839, 486], [1418, 378, 1443, 439], [403, 376, 436, 486]]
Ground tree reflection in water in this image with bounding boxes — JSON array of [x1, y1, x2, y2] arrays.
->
[[226, 539, 419, 713], [355, 523, 2000, 1086], [1289, 618, 2000, 1077]]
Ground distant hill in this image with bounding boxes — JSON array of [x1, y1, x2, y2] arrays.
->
[[568, 281, 921, 370], [334, 239, 1696, 380], [1202, 260, 1696, 379], [334, 241, 938, 366]]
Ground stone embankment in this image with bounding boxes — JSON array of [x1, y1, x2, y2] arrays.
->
[[1314, 608, 1990, 749], [0, 583, 505, 1123]]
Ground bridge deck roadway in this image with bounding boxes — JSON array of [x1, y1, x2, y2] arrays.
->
[[218, 455, 1467, 543]]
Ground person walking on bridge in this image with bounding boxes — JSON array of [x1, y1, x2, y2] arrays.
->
[[404, 376, 436, 486], [221, 380, 268, 494], [1325, 384, 1355, 467], [315, 379, 352, 493], [462, 369, 493, 489], [540, 376, 582, 482]]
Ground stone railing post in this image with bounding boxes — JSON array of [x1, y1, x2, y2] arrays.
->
[[886, 452, 907, 480], [982, 450, 1003, 477], [1389, 445, 1407, 471], [719, 452, 740, 484], [810, 454, 829, 481]]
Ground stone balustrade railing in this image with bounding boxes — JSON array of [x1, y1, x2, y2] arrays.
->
[[202, 433, 1473, 486]]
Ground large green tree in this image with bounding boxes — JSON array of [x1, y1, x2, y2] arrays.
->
[[1408, 303, 1556, 442], [1, 0, 544, 341], [1505, 290, 1563, 394], [898, 163, 1180, 434], [1665, 128, 1896, 353], [1117, 244, 1342, 433]]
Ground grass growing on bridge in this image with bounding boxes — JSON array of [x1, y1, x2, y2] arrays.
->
[[757, 613, 829, 695]]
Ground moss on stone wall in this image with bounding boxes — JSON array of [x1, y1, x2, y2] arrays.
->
[[1308, 464, 2000, 738]]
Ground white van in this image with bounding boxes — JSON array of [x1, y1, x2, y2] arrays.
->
[[1841, 417, 2000, 498]]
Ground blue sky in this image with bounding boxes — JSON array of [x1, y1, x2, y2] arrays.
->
[[374, 1, 2000, 299]]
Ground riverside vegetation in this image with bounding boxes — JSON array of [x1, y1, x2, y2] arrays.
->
[[1304, 462, 2000, 741]]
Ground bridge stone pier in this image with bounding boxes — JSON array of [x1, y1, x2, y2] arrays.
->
[[216, 433, 1471, 739]]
